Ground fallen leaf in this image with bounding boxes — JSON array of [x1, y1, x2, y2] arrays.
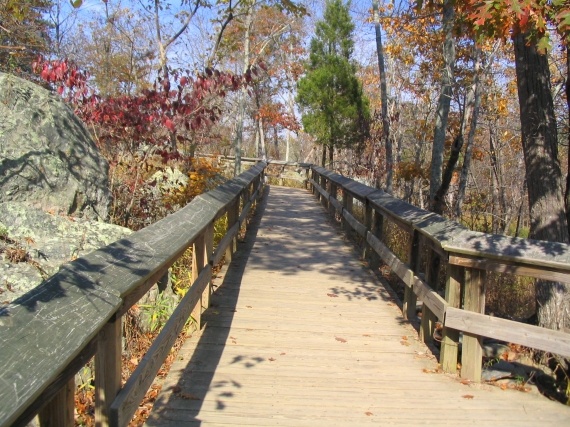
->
[[179, 392, 201, 400], [269, 357, 276, 361], [363, 334, 371, 337], [460, 379, 471, 385], [246, 305, 252, 308], [462, 394, 474, 399], [400, 340, 410, 346], [401, 336, 408, 340], [365, 411, 373, 416], [327, 293, 338, 298], [335, 337, 347, 343], [280, 352, 286, 355]]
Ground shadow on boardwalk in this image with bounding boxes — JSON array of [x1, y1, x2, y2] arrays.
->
[[146, 186, 570, 426]]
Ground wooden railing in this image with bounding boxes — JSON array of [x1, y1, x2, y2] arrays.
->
[[197, 154, 311, 188], [309, 165, 570, 381], [0, 162, 266, 427]]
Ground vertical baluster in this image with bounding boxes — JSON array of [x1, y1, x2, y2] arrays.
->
[[461, 267, 486, 381], [440, 263, 463, 373], [419, 248, 440, 343], [191, 223, 214, 329], [95, 318, 122, 427], [404, 230, 419, 321], [38, 378, 74, 427]]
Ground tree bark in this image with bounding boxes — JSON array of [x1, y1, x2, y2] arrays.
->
[[429, 0, 455, 208], [513, 32, 570, 331], [565, 46, 570, 237], [234, 4, 254, 176], [372, 0, 392, 193]]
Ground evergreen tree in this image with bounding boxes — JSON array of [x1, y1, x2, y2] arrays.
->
[[296, 0, 370, 167]]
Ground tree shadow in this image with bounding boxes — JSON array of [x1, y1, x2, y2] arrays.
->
[[145, 186, 269, 425]]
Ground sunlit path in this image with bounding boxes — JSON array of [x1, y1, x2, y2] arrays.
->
[[146, 186, 570, 426]]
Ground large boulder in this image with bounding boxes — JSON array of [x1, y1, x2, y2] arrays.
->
[[0, 202, 131, 303], [0, 72, 110, 220]]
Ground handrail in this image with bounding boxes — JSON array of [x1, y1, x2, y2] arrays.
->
[[309, 165, 570, 382], [0, 162, 267, 427]]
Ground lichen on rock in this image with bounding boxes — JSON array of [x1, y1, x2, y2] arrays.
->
[[0, 72, 111, 220]]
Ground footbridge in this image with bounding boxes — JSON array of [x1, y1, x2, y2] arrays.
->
[[2, 161, 570, 426]]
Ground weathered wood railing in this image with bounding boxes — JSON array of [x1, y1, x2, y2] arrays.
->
[[309, 165, 570, 382], [0, 162, 266, 427], [198, 154, 311, 188]]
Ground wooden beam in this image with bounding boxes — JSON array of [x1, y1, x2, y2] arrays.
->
[[342, 209, 367, 238], [440, 264, 463, 374], [95, 318, 122, 427], [214, 222, 240, 266], [445, 307, 570, 358], [38, 379, 74, 427], [110, 265, 212, 427], [449, 254, 570, 284], [460, 268, 486, 382]]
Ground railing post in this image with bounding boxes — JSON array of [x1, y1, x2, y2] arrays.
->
[[367, 209, 383, 271], [329, 182, 337, 218], [225, 200, 239, 263], [38, 378, 74, 427], [320, 174, 327, 206], [311, 169, 317, 197], [419, 248, 440, 343], [341, 190, 353, 231], [320, 175, 328, 209], [440, 263, 463, 373], [461, 267, 486, 382], [403, 230, 420, 321], [192, 223, 214, 329], [95, 318, 122, 427], [363, 200, 373, 261]]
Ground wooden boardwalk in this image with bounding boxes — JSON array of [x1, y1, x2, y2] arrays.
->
[[146, 186, 570, 426]]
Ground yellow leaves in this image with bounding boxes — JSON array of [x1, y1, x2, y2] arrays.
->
[[165, 158, 223, 207]]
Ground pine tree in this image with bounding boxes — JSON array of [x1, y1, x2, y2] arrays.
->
[[296, 0, 370, 167]]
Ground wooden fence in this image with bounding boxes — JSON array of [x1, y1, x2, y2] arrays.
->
[[3, 158, 570, 427], [309, 165, 570, 382], [0, 163, 266, 427], [197, 154, 310, 187]]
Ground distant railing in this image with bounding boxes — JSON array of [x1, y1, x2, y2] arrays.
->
[[197, 154, 310, 187], [309, 165, 570, 382], [0, 162, 266, 427]]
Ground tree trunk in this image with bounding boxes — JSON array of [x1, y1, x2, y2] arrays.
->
[[513, 32, 570, 331], [456, 44, 493, 219], [234, 5, 254, 176], [258, 117, 266, 160], [564, 46, 570, 237], [429, 0, 455, 208], [433, 44, 482, 216], [372, 0, 392, 193]]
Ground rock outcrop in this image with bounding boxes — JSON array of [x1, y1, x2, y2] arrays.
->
[[0, 73, 130, 303], [0, 72, 111, 220], [0, 202, 131, 303]]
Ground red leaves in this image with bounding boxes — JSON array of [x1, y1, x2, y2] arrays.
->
[[32, 60, 254, 155], [164, 118, 175, 132]]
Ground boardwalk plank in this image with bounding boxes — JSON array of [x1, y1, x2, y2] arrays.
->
[[146, 186, 570, 427]]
